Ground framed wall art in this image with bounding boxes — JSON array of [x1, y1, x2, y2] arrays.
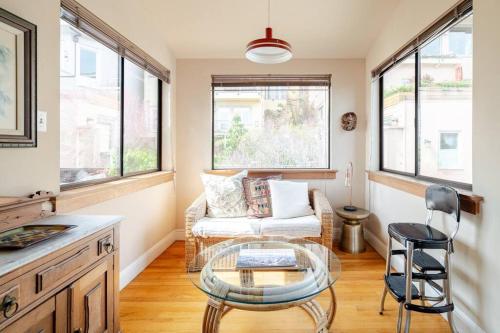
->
[[0, 8, 36, 147]]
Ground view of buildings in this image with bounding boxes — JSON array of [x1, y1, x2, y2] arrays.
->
[[213, 86, 329, 169], [382, 15, 472, 184], [60, 21, 158, 184]]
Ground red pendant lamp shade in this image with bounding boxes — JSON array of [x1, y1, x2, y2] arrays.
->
[[246, 27, 292, 64]]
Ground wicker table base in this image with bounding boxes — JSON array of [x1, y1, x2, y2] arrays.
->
[[202, 284, 337, 333]]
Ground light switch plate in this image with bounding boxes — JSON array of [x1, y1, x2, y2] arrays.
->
[[37, 111, 47, 132]]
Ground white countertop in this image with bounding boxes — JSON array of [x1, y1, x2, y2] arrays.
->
[[0, 214, 123, 277]]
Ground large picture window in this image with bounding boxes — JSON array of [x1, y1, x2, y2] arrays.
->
[[212, 75, 330, 169], [379, 10, 472, 189], [60, 19, 162, 187]]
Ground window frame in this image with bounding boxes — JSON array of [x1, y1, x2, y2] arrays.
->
[[60, 31, 163, 190], [378, 12, 473, 190], [210, 76, 331, 170]]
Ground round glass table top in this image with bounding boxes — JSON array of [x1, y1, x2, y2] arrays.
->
[[187, 237, 341, 305]]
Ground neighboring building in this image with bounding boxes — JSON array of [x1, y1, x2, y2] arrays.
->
[[382, 16, 472, 184]]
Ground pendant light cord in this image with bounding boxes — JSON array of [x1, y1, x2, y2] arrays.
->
[[267, 0, 271, 27]]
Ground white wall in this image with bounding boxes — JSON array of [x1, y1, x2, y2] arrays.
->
[[0, 0, 60, 196], [365, 0, 500, 331], [71, 182, 176, 271], [176, 59, 366, 236], [0, 0, 177, 286]]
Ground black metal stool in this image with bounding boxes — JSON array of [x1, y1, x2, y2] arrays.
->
[[379, 185, 460, 333]]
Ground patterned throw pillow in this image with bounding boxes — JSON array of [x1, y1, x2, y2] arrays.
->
[[242, 175, 282, 218], [200, 170, 248, 218]]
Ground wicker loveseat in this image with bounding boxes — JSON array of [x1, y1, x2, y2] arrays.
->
[[185, 189, 334, 269]]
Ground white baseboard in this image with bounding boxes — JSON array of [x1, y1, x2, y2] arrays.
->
[[364, 228, 485, 333], [120, 228, 184, 290], [364, 228, 387, 258]]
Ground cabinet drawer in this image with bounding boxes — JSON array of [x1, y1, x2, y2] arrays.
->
[[36, 246, 90, 293]]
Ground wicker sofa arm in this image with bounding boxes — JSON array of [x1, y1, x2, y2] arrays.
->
[[185, 193, 207, 237], [185, 193, 207, 268], [311, 189, 334, 250]]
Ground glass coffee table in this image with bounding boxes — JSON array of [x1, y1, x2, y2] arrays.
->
[[188, 237, 341, 333]]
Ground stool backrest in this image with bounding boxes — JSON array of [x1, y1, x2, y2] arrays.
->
[[425, 185, 461, 239]]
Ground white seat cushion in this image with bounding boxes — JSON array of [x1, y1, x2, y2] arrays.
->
[[192, 217, 262, 238], [260, 215, 321, 238]]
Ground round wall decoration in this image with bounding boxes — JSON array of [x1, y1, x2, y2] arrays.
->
[[341, 112, 357, 131]]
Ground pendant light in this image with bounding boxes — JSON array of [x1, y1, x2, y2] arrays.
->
[[245, 0, 292, 64]]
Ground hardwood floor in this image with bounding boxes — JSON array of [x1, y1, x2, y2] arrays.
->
[[120, 241, 450, 333]]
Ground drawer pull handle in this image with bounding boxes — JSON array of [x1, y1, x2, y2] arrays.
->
[[103, 241, 114, 254], [2, 295, 19, 319], [74, 328, 82, 333]]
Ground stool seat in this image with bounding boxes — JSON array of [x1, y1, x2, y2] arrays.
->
[[385, 273, 420, 303], [411, 250, 445, 272], [388, 223, 449, 249]]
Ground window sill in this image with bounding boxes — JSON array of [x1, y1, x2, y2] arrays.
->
[[55, 171, 175, 213], [367, 170, 483, 215], [205, 169, 337, 179]]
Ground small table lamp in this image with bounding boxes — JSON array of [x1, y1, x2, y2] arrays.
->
[[344, 162, 357, 212]]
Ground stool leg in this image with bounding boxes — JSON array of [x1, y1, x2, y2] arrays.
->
[[379, 237, 392, 315], [397, 302, 403, 333], [419, 278, 426, 306], [379, 287, 387, 315], [417, 250, 426, 306], [444, 251, 458, 333], [404, 242, 414, 333], [385, 237, 393, 275]]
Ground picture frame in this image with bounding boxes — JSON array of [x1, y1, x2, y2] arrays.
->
[[0, 8, 36, 147]]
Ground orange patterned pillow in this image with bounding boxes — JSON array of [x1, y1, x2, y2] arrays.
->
[[242, 175, 282, 218]]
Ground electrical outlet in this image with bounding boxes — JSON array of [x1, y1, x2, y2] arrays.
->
[[38, 111, 47, 132]]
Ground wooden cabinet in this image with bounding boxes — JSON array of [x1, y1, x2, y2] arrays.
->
[[69, 257, 114, 333], [2, 255, 116, 333], [0, 223, 120, 333]]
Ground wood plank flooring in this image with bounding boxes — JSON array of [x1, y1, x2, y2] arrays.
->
[[120, 241, 451, 333]]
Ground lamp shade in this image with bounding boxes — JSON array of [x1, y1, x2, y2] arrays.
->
[[245, 27, 292, 64]]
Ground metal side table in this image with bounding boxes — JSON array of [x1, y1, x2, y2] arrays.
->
[[335, 207, 370, 254]]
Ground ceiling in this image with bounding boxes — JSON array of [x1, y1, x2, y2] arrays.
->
[[141, 0, 400, 59]]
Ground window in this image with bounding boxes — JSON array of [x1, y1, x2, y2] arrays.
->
[[60, 19, 162, 187], [212, 75, 330, 169], [123, 60, 160, 175], [381, 55, 416, 174], [60, 21, 121, 185], [378, 10, 472, 188]]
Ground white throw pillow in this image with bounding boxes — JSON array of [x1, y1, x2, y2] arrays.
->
[[200, 170, 248, 218], [268, 180, 314, 219]]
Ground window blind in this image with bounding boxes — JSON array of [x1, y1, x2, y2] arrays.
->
[[60, 0, 170, 83], [212, 74, 331, 87], [371, 0, 472, 80]]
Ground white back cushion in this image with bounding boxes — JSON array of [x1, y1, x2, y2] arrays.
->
[[268, 180, 314, 219], [200, 170, 248, 217]]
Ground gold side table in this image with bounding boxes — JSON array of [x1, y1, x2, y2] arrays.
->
[[335, 207, 370, 254]]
